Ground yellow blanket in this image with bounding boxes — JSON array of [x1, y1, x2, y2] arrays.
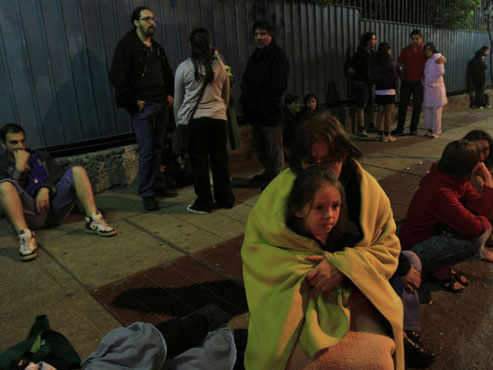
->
[[241, 163, 404, 370]]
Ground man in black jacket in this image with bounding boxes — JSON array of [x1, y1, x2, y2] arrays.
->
[[0, 123, 116, 262], [110, 6, 175, 211], [241, 21, 289, 188], [467, 47, 489, 109]]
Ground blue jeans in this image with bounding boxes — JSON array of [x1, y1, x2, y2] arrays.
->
[[411, 228, 492, 275], [131, 102, 167, 198], [390, 251, 421, 331]]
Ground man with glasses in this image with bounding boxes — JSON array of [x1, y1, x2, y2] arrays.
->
[[110, 6, 176, 211]]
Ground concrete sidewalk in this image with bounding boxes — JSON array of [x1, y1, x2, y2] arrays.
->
[[2, 108, 493, 369]]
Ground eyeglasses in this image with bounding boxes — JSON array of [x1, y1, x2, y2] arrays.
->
[[140, 16, 157, 23]]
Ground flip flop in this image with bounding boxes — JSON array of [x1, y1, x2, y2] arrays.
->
[[441, 279, 465, 293], [451, 269, 469, 286]]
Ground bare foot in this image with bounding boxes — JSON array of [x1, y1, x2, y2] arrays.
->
[[481, 247, 493, 263]]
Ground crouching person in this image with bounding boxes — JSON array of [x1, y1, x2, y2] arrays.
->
[[399, 139, 493, 291], [0, 123, 116, 261]]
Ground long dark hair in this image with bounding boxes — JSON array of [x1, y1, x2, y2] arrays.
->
[[424, 42, 438, 55], [376, 42, 392, 65], [190, 28, 214, 84]]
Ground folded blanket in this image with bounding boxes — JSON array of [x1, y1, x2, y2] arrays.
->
[[241, 163, 404, 370]]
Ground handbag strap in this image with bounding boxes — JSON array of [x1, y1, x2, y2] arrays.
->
[[190, 82, 207, 121]]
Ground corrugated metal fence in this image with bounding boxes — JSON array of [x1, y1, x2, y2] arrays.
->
[[0, 0, 489, 148]]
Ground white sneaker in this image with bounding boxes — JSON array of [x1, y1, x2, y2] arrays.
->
[[85, 211, 117, 237], [19, 229, 38, 261]]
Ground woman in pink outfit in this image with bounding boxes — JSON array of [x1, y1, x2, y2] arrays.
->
[[423, 43, 447, 138]]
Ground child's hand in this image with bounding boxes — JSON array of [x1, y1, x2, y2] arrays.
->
[[305, 255, 344, 300]]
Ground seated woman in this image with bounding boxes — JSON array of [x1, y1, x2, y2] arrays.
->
[[464, 130, 493, 192], [241, 112, 404, 369], [399, 139, 493, 292]]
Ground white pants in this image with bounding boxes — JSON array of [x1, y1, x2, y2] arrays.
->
[[424, 106, 443, 135]]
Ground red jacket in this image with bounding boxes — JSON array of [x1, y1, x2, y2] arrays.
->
[[399, 163, 493, 249], [398, 44, 426, 82]]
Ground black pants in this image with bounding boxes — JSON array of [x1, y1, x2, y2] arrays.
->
[[397, 80, 424, 133], [189, 117, 235, 209], [155, 314, 209, 358], [470, 85, 487, 107]]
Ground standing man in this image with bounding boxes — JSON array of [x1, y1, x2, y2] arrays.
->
[[467, 47, 489, 109], [348, 32, 377, 137], [110, 6, 176, 211], [241, 21, 289, 188], [393, 30, 425, 136]]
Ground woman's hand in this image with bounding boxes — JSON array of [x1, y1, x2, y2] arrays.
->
[[400, 267, 421, 292], [473, 162, 493, 189], [305, 255, 344, 300]]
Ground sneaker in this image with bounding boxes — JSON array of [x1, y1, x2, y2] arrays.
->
[[424, 130, 433, 137], [404, 331, 436, 368], [431, 133, 440, 139], [143, 196, 160, 211], [85, 211, 117, 237], [387, 135, 397, 142], [358, 129, 369, 138], [19, 229, 38, 261], [378, 134, 388, 143], [186, 202, 212, 215]]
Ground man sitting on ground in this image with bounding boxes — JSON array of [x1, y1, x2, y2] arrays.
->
[[0, 123, 116, 262]]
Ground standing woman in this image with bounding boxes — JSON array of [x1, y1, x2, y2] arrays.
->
[[174, 28, 235, 214], [422, 43, 447, 139], [371, 42, 399, 143]]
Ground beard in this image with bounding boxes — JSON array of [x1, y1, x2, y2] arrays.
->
[[142, 26, 155, 37]]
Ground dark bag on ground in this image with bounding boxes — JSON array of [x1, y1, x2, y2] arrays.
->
[[0, 315, 80, 370]]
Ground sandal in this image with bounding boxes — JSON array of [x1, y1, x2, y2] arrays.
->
[[451, 269, 469, 286], [441, 279, 465, 293]]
